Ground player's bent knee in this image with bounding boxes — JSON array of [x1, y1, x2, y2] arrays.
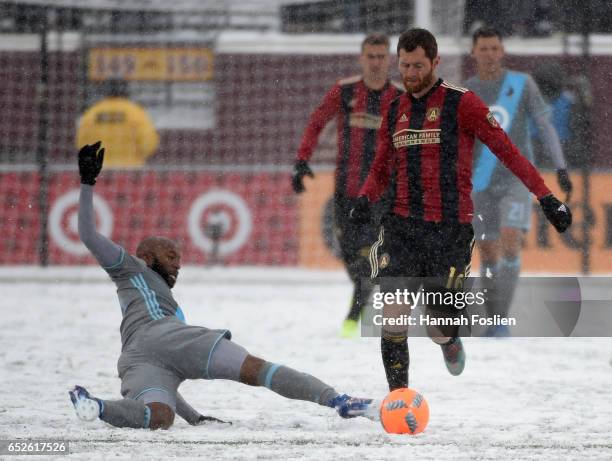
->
[[239, 354, 266, 386], [146, 402, 175, 430]]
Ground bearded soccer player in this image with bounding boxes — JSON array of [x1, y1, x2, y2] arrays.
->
[[68, 142, 379, 429], [292, 33, 403, 338], [350, 29, 572, 391], [466, 27, 573, 336]]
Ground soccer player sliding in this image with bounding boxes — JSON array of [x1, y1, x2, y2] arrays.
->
[[69, 142, 377, 429]]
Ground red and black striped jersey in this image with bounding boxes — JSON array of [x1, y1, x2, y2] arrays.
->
[[359, 79, 551, 224], [297, 75, 403, 198]]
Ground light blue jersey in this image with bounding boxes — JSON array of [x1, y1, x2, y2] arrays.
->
[[466, 70, 549, 193], [103, 250, 185, 348]]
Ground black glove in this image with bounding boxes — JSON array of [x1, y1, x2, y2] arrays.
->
[[195, 414, 232, 426], [539, 194, 572, 233], [349, 196, 371, 225], [78, 141, 105, 185], [292, 160, 314, 193], [556, 169, 573, 200]]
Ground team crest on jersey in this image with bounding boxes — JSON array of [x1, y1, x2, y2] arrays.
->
[[348, 98, 356, 108], [426, 107, 440, 122], [379, 253, 390, 269], [486, 111, 499, 128]]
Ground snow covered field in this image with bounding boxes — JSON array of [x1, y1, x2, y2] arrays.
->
[[1, 267, 611, 460]]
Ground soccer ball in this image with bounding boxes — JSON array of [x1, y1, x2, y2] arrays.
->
[[380, 388, 429, 434]]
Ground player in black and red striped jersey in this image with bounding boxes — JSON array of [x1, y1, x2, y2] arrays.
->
[[292, 33, 403, 338], [351, 29, 572, 391]]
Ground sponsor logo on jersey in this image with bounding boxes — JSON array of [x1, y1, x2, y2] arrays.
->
[[349, 112, 383, 129], [399, 113, 408, 122], [426, 107, 440, 122], [392, 128, 441, 148]]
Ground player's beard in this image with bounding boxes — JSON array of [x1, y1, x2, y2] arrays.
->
[[403, 69, 435, 94], [151, 257, 177, 288]]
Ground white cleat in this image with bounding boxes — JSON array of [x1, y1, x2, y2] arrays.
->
[[69, 385, 101, 422], [332, 394, 381, 421], [363, 399, 381, 422]]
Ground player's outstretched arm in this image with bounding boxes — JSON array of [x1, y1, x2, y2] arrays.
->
[[175, 392, 201, 425], [77, 142, 123, 267]]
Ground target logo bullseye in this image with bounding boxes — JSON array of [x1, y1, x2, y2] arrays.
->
[[49, 189, 113, 256], [188, 190, 252, 256]]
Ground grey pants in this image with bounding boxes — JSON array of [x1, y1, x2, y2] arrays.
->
[[117, 319, 247, 409]]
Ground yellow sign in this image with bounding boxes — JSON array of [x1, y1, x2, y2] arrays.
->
[[88, 48, 214, 82]]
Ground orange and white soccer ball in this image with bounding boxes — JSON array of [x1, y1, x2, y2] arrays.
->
[[380, 388, 429, 434]]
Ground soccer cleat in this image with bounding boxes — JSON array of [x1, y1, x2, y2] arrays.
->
[[69, 385, 101, 422], [330, 394, 379, 421], [441, 337, 466, 376], [340, 319, 359, 338]]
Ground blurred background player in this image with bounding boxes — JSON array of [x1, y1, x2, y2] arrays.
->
[[532, 62, 579, 167], [70, 142, 378, 429], [466, 27, 573, 336], [76, 79, 159, 168], [350, 28, 572, 391], [292, 33, 403, 338]]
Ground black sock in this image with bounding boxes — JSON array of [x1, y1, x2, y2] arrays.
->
[[381, 333, 409, 391], [345, 283, 362, 321]]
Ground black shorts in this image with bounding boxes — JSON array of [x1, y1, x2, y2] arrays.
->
[[368, 215, 475, 336], [369, 214, 475, 282]]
